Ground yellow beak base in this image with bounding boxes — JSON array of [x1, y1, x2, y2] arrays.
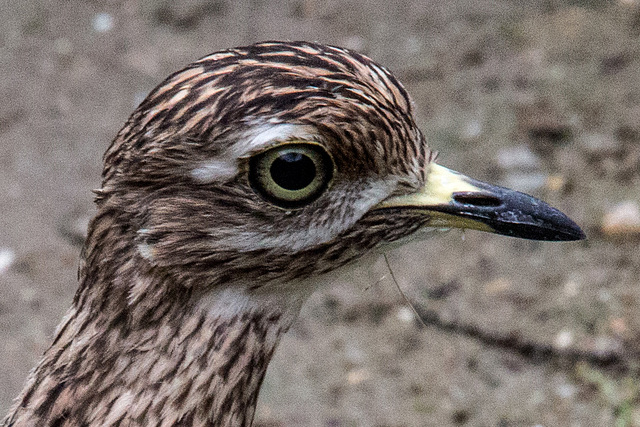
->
[[374, 163, 585, 242]]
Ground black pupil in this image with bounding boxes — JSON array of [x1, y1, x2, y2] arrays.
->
[[270, 152, 316, 191]]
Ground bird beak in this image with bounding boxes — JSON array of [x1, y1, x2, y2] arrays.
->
[[374, 163, 585, 241]]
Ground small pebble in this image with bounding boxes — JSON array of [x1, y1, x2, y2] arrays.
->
[[462, 119, 482, 139], [496, 145, 541, 170], [346, 368, 370, 385], [581, 133, 619, 156], [92, 12, 114, 33], [598, 289, 611, 302], [502, 172, 547, 193], [396, 306, 414, 323], [593, 336, 622, 354], [0, 248, 16, 274], [496, 146, 547, 192], [556, 382, 576, 399], [562, 279, 580, 298], [545, 174, 566, 192], [554, 329, 573, 349], [344, 343, 365, 364], [484, 277, 511, 294], [608, 317, 627, 335], [601, 201, 640, 237]]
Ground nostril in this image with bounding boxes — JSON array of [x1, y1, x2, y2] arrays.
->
[[452, 192, 502, 207]]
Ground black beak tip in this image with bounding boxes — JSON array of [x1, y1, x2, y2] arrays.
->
[[449, 188, 587, 242], [529, 202, 586, 242], [489, 217, 586, 242], [557, 219, 586, 242], [501, 204, 586, 242]]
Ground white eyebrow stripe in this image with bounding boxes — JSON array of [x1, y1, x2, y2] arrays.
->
[[190, 123, 318, 184], [191, 159, 238, 183], [231, 123, 317, 158]]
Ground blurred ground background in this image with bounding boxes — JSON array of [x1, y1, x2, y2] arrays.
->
[[1, 0, 639, 426]]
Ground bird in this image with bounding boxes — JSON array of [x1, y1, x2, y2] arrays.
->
[[3, 41, 585, 427]]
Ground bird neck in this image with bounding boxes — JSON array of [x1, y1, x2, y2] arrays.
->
[[4, 212, 305, 427]]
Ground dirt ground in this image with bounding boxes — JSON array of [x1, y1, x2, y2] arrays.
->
[[1, 1, 640, 426]]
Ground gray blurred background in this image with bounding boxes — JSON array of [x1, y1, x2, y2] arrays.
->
[[1, 1, 639, 425]]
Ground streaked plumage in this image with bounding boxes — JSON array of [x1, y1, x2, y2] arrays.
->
[[3, 41, 584, 427]]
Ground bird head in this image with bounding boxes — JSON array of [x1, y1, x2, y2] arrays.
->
[[97, 41, 584, 294]]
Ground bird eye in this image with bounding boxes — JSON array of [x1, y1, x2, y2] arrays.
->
[[248, 142, 334, 209]]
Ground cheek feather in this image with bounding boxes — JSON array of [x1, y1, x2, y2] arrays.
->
[[206, 179, 399, 253], [208, 227, 341, 253]]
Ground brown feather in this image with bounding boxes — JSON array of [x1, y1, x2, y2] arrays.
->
[[4, 41, 434, 426]]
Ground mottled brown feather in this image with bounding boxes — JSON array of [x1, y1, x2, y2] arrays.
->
[[4, 41, 435, 427]]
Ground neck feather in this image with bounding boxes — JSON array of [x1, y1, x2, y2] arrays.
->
[[4, 214, 304, 427]]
